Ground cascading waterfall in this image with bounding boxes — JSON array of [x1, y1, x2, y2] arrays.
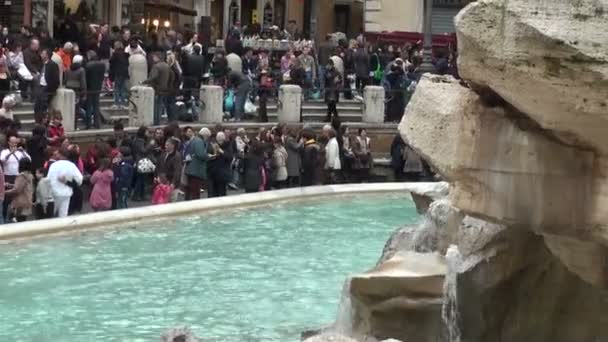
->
[[332, 278, 354, 337], [442, 245, 462, 342]]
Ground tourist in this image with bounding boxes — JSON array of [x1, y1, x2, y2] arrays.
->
[[57, 42, 73, 70], [301, 129, 321, 186], [298, 47, 316, 98], [89, 158, 113, 211], [390, 133, 407, 181], [113, 146, 135, 209], [317, 35, 334, 93], [109, 41, 130, 109], [210, 51, 229, 86], [182, 45, 205, 100], [271, 136, 288, 189], [48, 111, 66, 147], [207, 132, 233, 198], [132, 126, 152, 202], [47, 148, 83, 218], [155, 137, 182, 200], [1, 135, 31, 187], [152, 173, 172, 205], [243, 140, 266, 193], [0, 59, 10, 106], [353, 41, 370, 94], [166, 52, 183, 121], [85, 50, 106, 129], [144, 52, 172, 125], [324, 59, 342, 122], [325, 128, 341, 184], [285, 127, 302, 187], [5, 158, 33, 222], [384, 60, 407, 123], [67, 145, 85, 215], [227, 69, 251, 122], [27, 125, 48, 172], [184, 127, 211, 200], [64, 54, 87, 125], [257, 69, 272, 122], [34, 167, 54, 219], [34, 49, 60, 117]]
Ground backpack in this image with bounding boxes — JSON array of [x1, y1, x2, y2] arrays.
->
[[224, 89, 235, 112], [373, 54, 384, 82]]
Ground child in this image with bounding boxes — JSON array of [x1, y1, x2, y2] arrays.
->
[[90, 158, 113, 211], [113, 146, 134, 209], [152, 173, 172, 205], [48, 111, 65, 147], [35, 167, 54, 219]]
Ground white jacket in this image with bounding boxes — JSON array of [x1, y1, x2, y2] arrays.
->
[[48, 160, 83, 198], [325, 138, 341, 170]]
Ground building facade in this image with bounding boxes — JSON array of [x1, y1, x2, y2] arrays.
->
[[364, 0, 473, 34]]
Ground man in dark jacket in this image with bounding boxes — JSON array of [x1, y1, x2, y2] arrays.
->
[[353, 42, 370, 94], [34, 49, 60, 118], [301, 129, 321, 186], [156, 137, 182, 190], [227, 70, 251, 122], [207, 132, 234, 197], [22, 38, 42, 100], [85, 51, 106, 129], [144, 52, 172, 125], [182, 45, 205, 99], [317, 35, 334, 93]]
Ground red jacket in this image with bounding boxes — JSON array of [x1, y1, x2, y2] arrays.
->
[[48, 123, 65, 147]]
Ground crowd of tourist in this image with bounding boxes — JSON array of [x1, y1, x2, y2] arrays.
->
[[0, 20, 457, 128], [0, 114, 374, 223]]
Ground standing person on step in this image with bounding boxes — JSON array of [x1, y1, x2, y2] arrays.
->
[[324, 59, 342, 122], [34, 49, 60, 120], [85, 50, 106, 129], [109, 41, 130, 110], [144, 52, 171, 126], [47, 148, 83, 218]]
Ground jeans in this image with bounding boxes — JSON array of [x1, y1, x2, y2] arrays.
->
[[133, 173, 147, 201], [86, 92, 101, 129], [0, 200, 4, 224], [117, 188, 129, 209], [318, 66, 326, 92], [154, 95, 166, 125], [233, 86, 249, 121], [34, 87, 52, 116], [304, 70, 313, 98], [165, 95, 176, 122], [113, 77, 128, 106]]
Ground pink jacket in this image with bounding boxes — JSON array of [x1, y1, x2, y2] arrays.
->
[[152, 184, 172, 205], [90, 169, 113, 210]]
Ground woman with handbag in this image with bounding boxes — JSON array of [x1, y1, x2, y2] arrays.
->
[[132, 126, 155, 202]]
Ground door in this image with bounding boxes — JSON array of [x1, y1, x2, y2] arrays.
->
[[334, 4, 350, 36]]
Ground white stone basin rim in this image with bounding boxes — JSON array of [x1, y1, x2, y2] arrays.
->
[[0, 183, 440, 241]]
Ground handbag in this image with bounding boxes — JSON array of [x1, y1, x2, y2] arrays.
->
[[136, 158, 156, 174], [224, 89, 235, 112]]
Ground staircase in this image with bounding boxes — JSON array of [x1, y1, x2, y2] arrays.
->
[[14, 96, 364, 131]]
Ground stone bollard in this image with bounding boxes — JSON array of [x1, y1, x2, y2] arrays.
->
[[363, 86, 385, 123], [199, 85, 224, 123], [129, 86, 155, 127], [278, 84, 302, 123], [51, 88, 76, 132]]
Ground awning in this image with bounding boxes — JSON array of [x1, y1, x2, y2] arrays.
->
[[144, 0, 198, 16]]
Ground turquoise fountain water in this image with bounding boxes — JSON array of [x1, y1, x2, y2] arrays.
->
[[0, 193, 418, 342]]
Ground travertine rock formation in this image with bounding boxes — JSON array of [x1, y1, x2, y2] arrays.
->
[[318, 1, 608, 341]]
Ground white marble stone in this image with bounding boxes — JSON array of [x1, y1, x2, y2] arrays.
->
[[51, 88, 76, 132], [129, 86, 155, 127], [0, 183, 436, 241], [363, 86, 385, 123], [199, 85, 224, 123], [278, 85, 302, 123]]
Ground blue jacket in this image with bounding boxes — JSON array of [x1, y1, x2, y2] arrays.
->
[[114, 157, 135, 190]]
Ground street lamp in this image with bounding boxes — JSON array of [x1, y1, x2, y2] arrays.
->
[[419, 0, 435, 73]]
